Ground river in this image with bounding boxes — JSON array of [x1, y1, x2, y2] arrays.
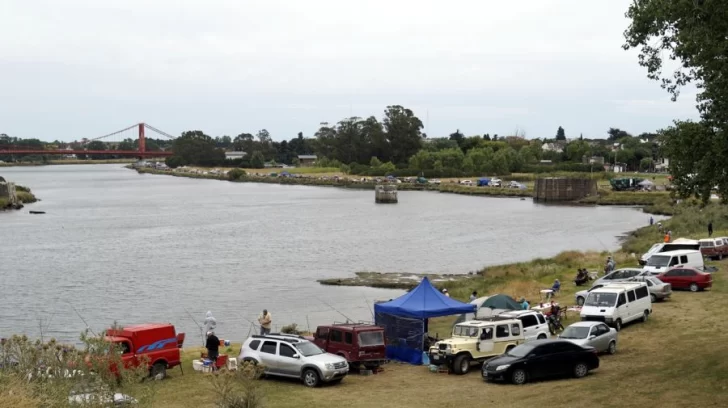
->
[[0, 165, 661, 344]]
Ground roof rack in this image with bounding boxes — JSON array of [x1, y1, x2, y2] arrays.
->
[[332, 320, 375, 326], [251, 333, 308, 343]]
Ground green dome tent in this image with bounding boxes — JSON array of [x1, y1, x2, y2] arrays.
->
[[480, 294, 521, 311]]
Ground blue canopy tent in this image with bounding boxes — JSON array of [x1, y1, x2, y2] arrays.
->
[[374, 278, 475, 365]]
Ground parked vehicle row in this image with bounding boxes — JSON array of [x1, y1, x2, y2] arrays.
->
[[699, 237, 728, 260]]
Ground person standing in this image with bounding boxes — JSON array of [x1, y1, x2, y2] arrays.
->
[[205, 331, 220, 371], [469, 291, 478, 302], [650, 216, 654, 226], [204, 311, 217, 333], [519, 297, 529, 310], [709, 221, 713, 237], [258, 309, 272, 335]]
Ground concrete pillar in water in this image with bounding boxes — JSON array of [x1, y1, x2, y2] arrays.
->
[[375, 184, 398, 203]]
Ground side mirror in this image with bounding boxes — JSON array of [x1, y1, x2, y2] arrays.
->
[[292, 354, 300, 359], [588, 335, 596, 340]]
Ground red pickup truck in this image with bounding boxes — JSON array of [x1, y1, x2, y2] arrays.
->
[[104, 323, 184, 379], [306, 323, 386, 369]]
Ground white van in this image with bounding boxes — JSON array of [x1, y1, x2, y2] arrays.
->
[[580, 282, 652, 331], [639, 239, 700, 265], [641, 249, 704, 275]]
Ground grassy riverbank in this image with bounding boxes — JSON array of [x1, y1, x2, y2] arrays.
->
[[133, 166, 674, 203]]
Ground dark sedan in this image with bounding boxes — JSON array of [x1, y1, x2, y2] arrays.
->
[[482, 339, 599, 385]]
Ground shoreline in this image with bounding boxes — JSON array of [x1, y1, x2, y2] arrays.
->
[[0, 185, 38, 211], [0, 159, 151, 167], [130, 166, 673, 209]]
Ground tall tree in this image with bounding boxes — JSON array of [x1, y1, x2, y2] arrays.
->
[[382, 105, 424, 165], [448, 129, 465, 148], [555, 126, 566, 141], [624, 0, 728, 201]]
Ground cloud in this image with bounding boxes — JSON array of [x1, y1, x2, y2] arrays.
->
[[0, 0, 701, 140]]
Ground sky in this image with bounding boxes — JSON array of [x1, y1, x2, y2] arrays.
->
[[0, 0, 701, 142]]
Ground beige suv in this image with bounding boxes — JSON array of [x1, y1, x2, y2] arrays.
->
[[428, 319, 525, 375]]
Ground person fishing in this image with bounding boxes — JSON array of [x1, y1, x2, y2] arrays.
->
[[604, 256, 616, 274], [258, 309, 272, 335], [204, 311, 216, 333]]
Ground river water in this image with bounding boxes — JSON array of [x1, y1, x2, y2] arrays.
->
[[0, 165, 659, 344]]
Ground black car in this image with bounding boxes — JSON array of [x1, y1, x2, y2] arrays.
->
[[482, 339, 599, 385]]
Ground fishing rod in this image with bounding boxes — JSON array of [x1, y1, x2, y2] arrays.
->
[[363, 297, 375, 321], [316, 297, 355, 323], [66, 302, 97, 337], [182, 307, 205, 346]]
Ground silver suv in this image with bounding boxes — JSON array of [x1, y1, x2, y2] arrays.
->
[[237, 333, 349, 387]]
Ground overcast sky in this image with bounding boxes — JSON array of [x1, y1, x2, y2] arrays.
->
[[0, 0, 700, 142]]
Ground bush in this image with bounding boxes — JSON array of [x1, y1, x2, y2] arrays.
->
[[227, 168, 247, 181], [209, 362, 266, 408], [280, 323, 303, 335], [165, 156, 186, 168]]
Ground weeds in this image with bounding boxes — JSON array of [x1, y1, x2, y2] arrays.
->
[[209, 362, 265, 408]]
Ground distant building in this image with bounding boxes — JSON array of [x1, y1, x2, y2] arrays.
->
[[297, 155, 317, 167], [541, 142, 564, 153], [225, 151, 247, 160], [655, 157, 669, 172], [611, 163, 628, 173], [584, 156, 605, 165], [63, 146, 76, 160]]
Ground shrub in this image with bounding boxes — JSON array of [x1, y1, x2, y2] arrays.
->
[[227, 169, 247, 181], [209, 362, 266, 408], [280, 323, 303, 335]]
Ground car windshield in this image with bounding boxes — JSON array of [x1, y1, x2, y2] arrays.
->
[[646, 244, 662, 254], [452, 325, 479, 337], [506, 344, 535, 358], [294, 342, 324, 357], [647, 255, 670, 267], [585, 292, 617, 307], [358, 331, 384, 347], [560, 326, 590, 339]]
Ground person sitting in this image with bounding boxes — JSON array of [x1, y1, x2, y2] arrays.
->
[[550, 279, 561, 294], [574, 269, 589, 286]]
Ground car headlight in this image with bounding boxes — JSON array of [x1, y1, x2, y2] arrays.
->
[[325, 363, 335, 370], [496, 364, 510, 371]]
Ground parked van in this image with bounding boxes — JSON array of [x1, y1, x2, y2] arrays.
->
[[639, 239, 700, 265], [580, 282, 652, 331], [641, 249, 704, 275], [699, 238, 728, 260]]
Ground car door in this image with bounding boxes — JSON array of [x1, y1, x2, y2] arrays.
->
[[615, 293, 628, 323], [327, 329, 345, 356], [625, 290, 639, 322], [530, 343, 569, 378], [478, 327, 494, 353], [314, 327, 329, 350], [519, 315, 538, 342], [277, 343, 301, 377], [591, 324, 610, 352], [524, 344, 550, 379], [257, 341, 280, 374], [682, 269, 697, 288]]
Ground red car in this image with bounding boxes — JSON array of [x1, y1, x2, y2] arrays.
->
[[657, 267, 713, 292], [306, 323, 386, 369]]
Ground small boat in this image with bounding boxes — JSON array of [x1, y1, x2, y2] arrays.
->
[[29, 211, 45, 215]]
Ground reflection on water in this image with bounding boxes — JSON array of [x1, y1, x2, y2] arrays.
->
[[0, 165, 662, 343]]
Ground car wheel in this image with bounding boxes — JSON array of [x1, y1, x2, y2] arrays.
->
[[303, 369, 321, 388], [608, 341, 617, 355], [537, 334, 547, 340], [151, 362, 166, 380], [650, 294, 657, 303], [511, 368, 527, 385], [576, 297, 585, 306], [614, 319, 622, 332], [453, 354, 471, 375], [573, 362, 589, 378], [690, 283, 699, 292], [642, 311, 649, 323]]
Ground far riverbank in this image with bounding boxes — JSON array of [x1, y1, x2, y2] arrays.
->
[[131, 166, 675, 214]]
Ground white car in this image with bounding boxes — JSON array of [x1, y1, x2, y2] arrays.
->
[[496, 310, 550, 342], [460, 180, 473, 185]]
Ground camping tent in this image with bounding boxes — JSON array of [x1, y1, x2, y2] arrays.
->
[[481, 294, 521, 311], [374, 278, 475, 365]]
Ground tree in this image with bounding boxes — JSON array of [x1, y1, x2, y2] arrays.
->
[[660, 121, 724, 203], [555, 126, 566, 141], [607, 128, 632, 141], [640, 157, 654, 172], [482, 134, 491, 141], [249, 151, 265, 168], [382, 105, 424, 165], [624, 1, 728, 201], [448, 129, 465, 148], [233, 133, 254, 152], [169, 130, 225, 166]]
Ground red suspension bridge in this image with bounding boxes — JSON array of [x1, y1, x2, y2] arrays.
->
[[0, 123, 177, 158]]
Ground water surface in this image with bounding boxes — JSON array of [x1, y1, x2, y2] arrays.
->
[[0, 165, 659, 344]]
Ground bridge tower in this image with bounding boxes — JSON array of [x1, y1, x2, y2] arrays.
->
[[138, 123, 146, 155]]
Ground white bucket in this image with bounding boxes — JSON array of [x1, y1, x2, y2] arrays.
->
[[192, 360, 204, 372]]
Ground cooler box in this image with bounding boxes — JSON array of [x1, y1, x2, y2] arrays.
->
[[216, 354, 228, 368]]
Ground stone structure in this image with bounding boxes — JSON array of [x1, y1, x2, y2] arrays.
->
[[375, 184, 398, 204], [0, 176, 19, 207], [533, 177, 597, 202]]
